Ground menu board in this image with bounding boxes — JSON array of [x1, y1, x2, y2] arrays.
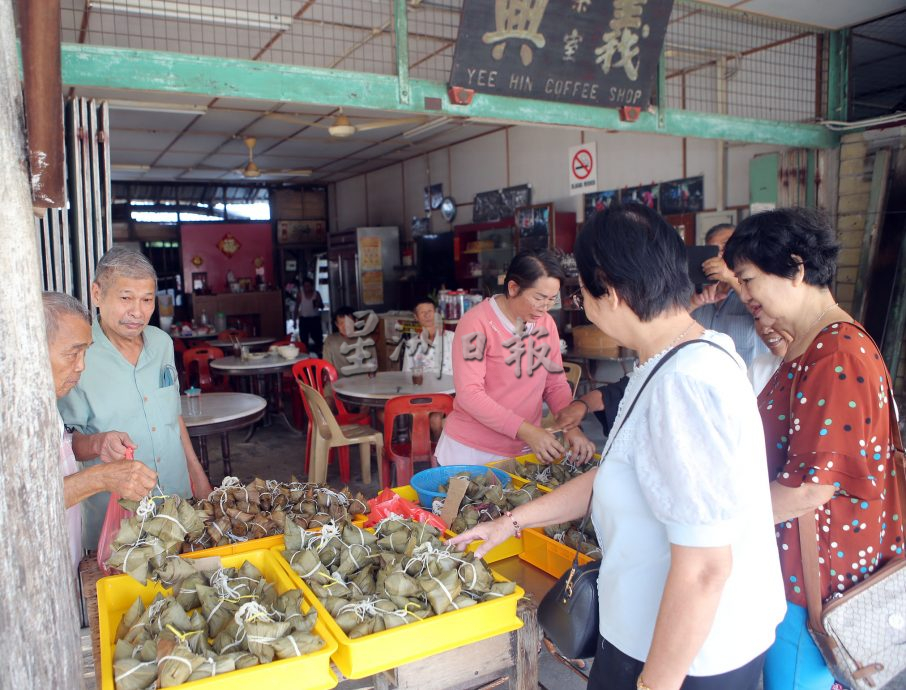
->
[[450, 0, 674, 108], [358, 236, 382, 271]]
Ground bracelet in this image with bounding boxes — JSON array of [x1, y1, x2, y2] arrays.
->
[[636, 675, 653, 690], [573, 399, 589, 413], [503, 511, 522, 538]]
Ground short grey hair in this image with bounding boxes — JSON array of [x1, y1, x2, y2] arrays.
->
[[94, 246, 157, 293], [43, 291, 91, 343]]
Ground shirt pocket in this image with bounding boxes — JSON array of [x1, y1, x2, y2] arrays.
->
[[152, 383, 181, 425]]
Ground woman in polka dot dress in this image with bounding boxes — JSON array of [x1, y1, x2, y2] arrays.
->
[[724, 208, 903, 690]]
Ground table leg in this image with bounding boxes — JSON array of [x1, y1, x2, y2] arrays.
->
[[271, 371, 303, 435], [197, 436, 209, 473], [220, 432, 231, 476]]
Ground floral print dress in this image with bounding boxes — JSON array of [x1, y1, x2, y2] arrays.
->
[[758, 322, 903, 607]]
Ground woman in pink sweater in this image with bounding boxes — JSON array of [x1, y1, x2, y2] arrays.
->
[[436, 252, 595, 465]]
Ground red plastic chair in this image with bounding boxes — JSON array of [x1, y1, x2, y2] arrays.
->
[[183, 346, 229, 392], [382, 394, 454, 488], [292, 359, 370, 482], [217, 328, 247, 340]]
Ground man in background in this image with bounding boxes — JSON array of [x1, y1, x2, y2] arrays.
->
[[296, 277, 324, 357], [690, 223, 767, 367]]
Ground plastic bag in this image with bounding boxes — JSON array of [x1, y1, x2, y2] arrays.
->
[[96, 446, 138, 574], [363, 489, 447, 532]]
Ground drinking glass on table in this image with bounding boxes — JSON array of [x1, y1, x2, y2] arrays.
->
[[412, 366, 424, 386]]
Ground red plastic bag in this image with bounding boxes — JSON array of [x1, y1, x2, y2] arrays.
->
[[364, 488, 447, 532], [96, 446, 136, 575], [96, 492, 131, 575]]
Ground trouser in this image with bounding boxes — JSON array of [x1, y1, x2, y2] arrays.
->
[[586, 636, 766, 690], [298, 315, 323, 355], [763, 601, 837, 690]]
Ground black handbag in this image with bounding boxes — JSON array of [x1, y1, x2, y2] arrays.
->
[[538, 339, 734, 659]]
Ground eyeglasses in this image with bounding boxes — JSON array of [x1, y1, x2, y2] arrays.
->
[[570, 290, 584, 310], [525, 292, 559, 310]]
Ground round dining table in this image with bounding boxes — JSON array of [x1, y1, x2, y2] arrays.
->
[[210, 353, 310, 433], [207, 335, 276, 349], [332, 371, 455, 409], [181, 392, 266, 475]]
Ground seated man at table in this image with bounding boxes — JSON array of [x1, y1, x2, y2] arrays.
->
[[401, 297, 454, 438], [43, 291, 157, 576], [58, 247, 212, 551], [322, 306, 360, 376]]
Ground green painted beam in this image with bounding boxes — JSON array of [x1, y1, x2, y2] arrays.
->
[[61, 44, 839, 149], [393, 0, 410, 105]]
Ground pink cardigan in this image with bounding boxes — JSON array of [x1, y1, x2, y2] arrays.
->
[[444, 298, 573, 457]]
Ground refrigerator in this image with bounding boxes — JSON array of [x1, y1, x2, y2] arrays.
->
[[327, 226, 400, 313]]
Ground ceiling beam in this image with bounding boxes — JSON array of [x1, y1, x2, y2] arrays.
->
[[61, 43, 839, 149]]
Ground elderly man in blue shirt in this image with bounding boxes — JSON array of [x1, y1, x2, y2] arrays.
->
[[690, 223, 767, 367], [58, 247, 212, 549]]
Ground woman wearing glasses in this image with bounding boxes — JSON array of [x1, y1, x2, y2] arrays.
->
[[435, 250, 595, 466], [452, 206, 784, 689]]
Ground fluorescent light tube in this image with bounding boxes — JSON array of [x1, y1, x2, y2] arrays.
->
[[107, 100, 207, 116], [111, 164, 151, 172], [89, 0, 293, 31], [402, 117, 452, 140]]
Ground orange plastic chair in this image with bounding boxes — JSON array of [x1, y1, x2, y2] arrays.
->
[[382, 394, 454, 488], [183, 346, 228, 392], [292, 359, 370, 481]]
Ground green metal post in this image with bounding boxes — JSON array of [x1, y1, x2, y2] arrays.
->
[[394, 0, 410, 105], [826, 29, 849, 121], [657, 48, 667, 130]]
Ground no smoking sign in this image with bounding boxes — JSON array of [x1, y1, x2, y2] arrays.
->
[[568, 142, 597, 196]]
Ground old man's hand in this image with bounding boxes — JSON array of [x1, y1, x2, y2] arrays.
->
[[102, 460, 157, 501]]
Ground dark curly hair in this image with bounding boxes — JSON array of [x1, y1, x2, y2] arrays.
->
[[723, 208, 839, 288], [575, 203, 693, 322]]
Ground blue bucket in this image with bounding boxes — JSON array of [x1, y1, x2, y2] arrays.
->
[[409, 465, 512, 508]]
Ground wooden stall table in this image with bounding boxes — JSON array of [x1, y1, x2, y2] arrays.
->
[[564, 347, 637, 392], [210, 353, 309, 433], [181, 392, 266, 476]]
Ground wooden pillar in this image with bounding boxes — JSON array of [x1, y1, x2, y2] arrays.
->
[[0, 0, 83, 685]]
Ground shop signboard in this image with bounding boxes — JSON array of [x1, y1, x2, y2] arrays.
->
[[450, 0, 674, 109], [277, 219, 326, 245]]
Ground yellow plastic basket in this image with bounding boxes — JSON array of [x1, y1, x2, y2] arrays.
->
[[96, 549, 338, 690], [273, 544, 524, 679], [488, 453, 601, 492], [180, 515, 368, 559], [517, 527, 595, 579]]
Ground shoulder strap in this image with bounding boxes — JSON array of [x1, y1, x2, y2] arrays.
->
[[572, 337, 738, 557], [793, 323, 906, 633]]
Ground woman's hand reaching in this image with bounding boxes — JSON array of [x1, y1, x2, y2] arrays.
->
[[447, 517, 515, 560], [517, 422, 566, 464], [564, 427, 596, 464]]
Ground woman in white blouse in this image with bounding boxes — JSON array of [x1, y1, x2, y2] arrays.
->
[[451, 204, 785, 690]]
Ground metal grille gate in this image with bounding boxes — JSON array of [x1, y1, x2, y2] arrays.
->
[[35, 97, 113, 304]]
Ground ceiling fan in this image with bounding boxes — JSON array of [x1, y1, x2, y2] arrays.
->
[[233, 136, 312, 178], [266, 110, 430, 138]]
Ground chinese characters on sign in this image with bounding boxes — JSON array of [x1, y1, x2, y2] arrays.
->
[[462, 319, 563, 379], [339, 310, 379, 376], [450, 0, 674, 108]]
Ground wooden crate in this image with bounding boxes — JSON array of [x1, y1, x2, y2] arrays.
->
[[571, 325, 620, 357]]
